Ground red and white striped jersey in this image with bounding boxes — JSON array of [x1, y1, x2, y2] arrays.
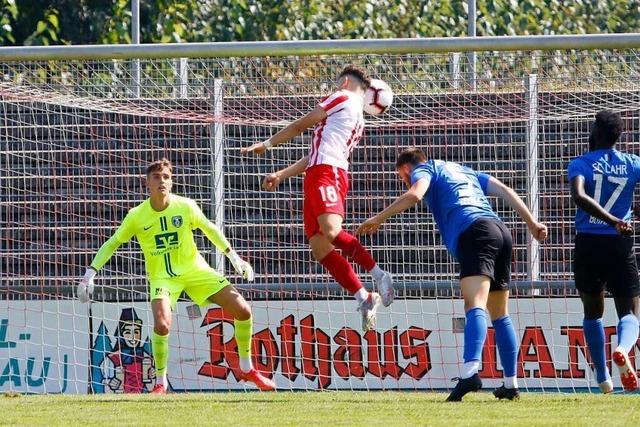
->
[[307, 90, 365, 171]]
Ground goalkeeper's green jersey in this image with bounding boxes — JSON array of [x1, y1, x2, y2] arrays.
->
[[90, 194, 230, 279]]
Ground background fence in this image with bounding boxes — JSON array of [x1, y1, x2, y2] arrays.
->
[[1, 37, 640, 393]]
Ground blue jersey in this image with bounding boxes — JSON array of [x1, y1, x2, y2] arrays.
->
[[567, 148, 640, 234], [411, 160, 499, 259]]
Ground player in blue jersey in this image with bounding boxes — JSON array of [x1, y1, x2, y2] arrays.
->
[[567, 110, 640, 393], [357, 148, 548, 401]]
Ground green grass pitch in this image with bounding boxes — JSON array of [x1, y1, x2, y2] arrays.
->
[[2, 391, 639, 426]]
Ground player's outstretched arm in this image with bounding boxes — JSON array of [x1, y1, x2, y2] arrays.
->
[[78, 235, 123, 303], [241, 107, 327, 156], [485, 176, 548, 241], [193, 203, 255, 281], [262, 156, 309, 192], [201, 220, 254, 281], [570, 175, 632, 234], [357, 178, 429, 235]]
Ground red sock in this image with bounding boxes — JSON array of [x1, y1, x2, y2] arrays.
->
[[331, 230, 376, 271], [319, 250, 363, 294]]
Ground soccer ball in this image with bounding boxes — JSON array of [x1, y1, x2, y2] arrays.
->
[[364, 79, 393, 115]]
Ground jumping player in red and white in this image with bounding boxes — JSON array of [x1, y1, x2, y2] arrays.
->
[[242, 65, 393, 331]]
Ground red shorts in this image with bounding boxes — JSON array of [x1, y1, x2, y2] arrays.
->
[[303, 164, 349, 239]]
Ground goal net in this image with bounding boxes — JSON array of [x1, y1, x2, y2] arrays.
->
[[2, 48, 640, 393]]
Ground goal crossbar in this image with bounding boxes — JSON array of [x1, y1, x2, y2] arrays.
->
[[0, 33, 640, 61]]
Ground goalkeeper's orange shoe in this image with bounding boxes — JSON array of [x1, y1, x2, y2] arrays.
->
[[151, 384, 167, 394], [241, 369, 276, 391], [613, 347, 638, 392]]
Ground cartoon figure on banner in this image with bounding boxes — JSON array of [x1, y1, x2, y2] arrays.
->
[[91, 308, 155, 393]]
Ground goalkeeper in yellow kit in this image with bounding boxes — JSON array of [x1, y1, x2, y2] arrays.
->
[[77, 159, 276, 393]]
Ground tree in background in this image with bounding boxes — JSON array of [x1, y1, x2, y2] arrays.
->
[[0, 0, 638, 46]]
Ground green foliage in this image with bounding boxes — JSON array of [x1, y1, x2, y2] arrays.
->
[[0, 0, 18, 45], [477, 0, 640, 36], [101, 0, 132, 44], [24, 6, 60, 45], [0, 0, 639, 46]]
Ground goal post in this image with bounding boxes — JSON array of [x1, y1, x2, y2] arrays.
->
[[2, 35, 640, 393]]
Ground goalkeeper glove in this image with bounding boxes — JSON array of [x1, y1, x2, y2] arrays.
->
[[77, 268, 96, 303], [226, 250, 255, 282]]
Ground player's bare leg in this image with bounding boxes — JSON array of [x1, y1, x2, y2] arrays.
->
[[612, 296, 639, 392], [208, 286, 276, 391], [309, 232, 334, 262], [447, 276, 489, 402], [486, 290, 508, 319], [319, 213, 394, 306], [488, 290, 520, 400], [151, 298, 172, 394], [310, 225, 380, 331]]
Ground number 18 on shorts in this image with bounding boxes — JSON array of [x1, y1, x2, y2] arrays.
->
[[303, 165, 349, 239]]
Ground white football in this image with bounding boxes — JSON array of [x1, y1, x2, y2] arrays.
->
[[364, 78, 393, 115]]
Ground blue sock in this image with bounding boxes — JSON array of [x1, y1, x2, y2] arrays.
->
[[583, 318, 609, 384], [463, 307, 488, 363], [492, 315, 518, 378], [617, 314, 640, 353]]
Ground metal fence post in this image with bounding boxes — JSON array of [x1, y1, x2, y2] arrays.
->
[[175, 57, 188, 98], [450, 52, 461, 89], [131, 0, 141, 98], [467, 0, 477, 90], [525, 74, 540, 282], [211, 79, 225, 271]]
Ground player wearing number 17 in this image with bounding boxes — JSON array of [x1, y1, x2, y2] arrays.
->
[[241, 65, 393, 332], [77, 159, 275, 393], [568, 110, 640, 393]]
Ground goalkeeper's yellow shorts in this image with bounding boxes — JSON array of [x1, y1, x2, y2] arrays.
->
[[149, 267, 230, 308]]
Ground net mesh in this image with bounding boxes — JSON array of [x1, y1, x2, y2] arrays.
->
[[2, 50, 640, 393]]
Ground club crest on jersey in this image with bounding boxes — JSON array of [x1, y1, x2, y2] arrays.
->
[[172, 215, 183, 228]]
